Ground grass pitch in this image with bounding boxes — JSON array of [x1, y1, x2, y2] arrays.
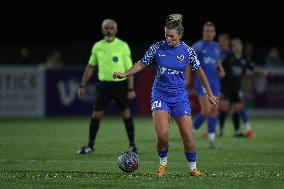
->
[[0, 116, 283, 188]]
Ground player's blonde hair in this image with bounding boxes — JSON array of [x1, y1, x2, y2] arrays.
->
[[165, 14, 184, 36]]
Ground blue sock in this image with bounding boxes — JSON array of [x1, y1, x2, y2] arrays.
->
[[240, 109, 249, 123], [157, 148, 168, 158], [208, 117, 217, 133], [194, 114, 205, 130], [184, 151, 196, 162]]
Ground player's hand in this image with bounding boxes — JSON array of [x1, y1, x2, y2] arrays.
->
[[77, 87, 85, 100], [208, 95, 218, 110], [113, 72, 127, 79]]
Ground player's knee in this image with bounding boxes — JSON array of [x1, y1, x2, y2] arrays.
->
[[92, 111, 104, 119], [201, 110, 210, 117], [209, 109, 218, 117], [234, 105, 242, 112], [219, 103, 229, 111], [121, 109, 131, 118]]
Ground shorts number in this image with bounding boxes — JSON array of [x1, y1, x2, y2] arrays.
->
[[152, 101, 162, 109]]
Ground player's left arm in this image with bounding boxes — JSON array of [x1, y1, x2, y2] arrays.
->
[[252, 67, 269, 76], [188, 48, 218, 109], [217, 59, 226, 77], [248, 59, 270, 76], [195, 67, 218, 109]]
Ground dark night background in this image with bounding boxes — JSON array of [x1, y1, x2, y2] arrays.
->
[[0, 1, 282, 65]]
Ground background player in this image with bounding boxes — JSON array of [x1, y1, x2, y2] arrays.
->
[[220, 38, 269, 137], [192, 22, 225, 148]]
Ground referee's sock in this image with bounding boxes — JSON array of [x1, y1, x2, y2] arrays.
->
[[123, 117, 135, 147], [219, 111, 227, 135], [88, 118, 100, 148], [232, 112, 241, 135]]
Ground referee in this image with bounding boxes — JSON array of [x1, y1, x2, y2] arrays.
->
[[77, 19, 137, 154]]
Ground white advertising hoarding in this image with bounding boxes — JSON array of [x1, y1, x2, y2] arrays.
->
[[0, 66, 45, 117]]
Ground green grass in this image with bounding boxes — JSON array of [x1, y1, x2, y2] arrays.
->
[[0, 116, 284, 188]]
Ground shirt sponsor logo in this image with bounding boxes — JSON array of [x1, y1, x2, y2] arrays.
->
[[158, 66, 183, 75]]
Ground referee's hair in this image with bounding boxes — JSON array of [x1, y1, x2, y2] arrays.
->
[[165, 14, 184, 36], [102, 19, 117, 29]]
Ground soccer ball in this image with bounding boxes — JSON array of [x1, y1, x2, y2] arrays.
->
[[117, 151, 139, 173]]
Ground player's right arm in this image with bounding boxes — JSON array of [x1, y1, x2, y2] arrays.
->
[[113, 60, 145, 79], [77, 64, 95, 99], [113, 41, 160, 79]]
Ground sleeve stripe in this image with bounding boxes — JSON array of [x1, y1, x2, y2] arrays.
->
[[142, 41, 163, 65], [182, 42, 200, 71]]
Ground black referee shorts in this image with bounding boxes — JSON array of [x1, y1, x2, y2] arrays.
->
[[94, 80, 129, 112], [221, 89, 244, 103]]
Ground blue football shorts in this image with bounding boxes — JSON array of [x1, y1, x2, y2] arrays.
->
[[151, 99, 191, 118]]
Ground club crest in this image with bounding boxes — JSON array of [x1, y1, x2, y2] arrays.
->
[[177, 55, 184, 62]]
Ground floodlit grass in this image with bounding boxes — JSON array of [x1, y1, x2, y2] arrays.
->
[[0, 116, 283, 188]]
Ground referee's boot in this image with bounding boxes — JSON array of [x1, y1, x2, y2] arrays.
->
[[77, 145, 94, 154], [128, 145, 138, 154]]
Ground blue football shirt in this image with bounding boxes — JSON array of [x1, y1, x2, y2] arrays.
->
[[192, 40, 220, 79], [192, 40, 221, 96], [141, 40, 200, 102]]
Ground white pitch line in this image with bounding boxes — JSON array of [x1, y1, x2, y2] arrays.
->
[[0, 159, 281, 166], [222, 162, 281, 166]]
